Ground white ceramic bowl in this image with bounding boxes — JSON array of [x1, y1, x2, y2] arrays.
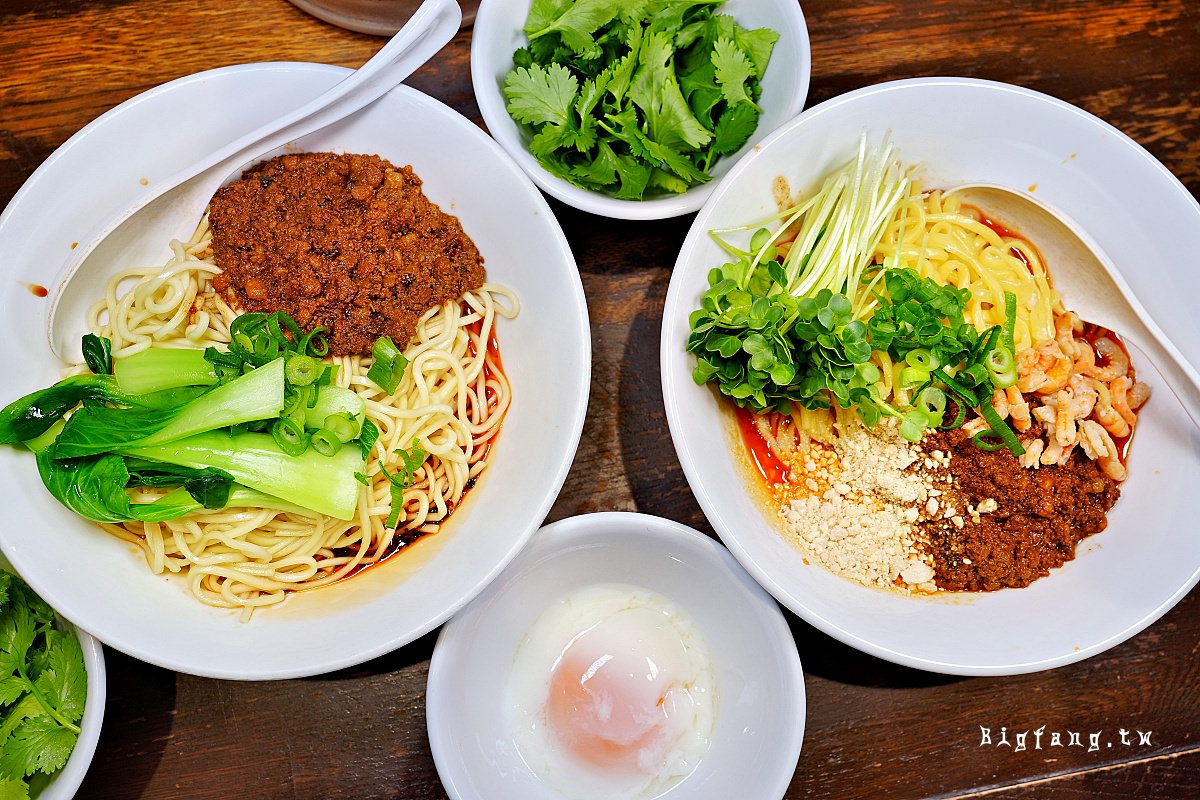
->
[[661, 77, 1200, 675], [427, 512, 805, 800], [470, 0, 811, 219], [0, 555, 105, 800], [0, 63, 590, 680]]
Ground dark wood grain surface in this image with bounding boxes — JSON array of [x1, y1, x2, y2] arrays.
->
[[2, 0, 1198, 797]]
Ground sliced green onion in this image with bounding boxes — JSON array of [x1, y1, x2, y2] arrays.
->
[[381, 438, 426, 529], [282, 386, 306, 418], [310, 429, 344, 457], [976, 392, 1025, 456], [271, 418, 309, 456], [939, 398, 967, 430], [914, 386, 947, 420], [299, 328, 330, 358], [898, 366, 930, 390], [366, 337, 409, 394], [904, 348, 940, 371], [986, 346, 1017, 388], [232, 331, 255, 355], [960, 362, 992, 389], [321, 412, 360, 444], [968, 325, 1000, 365], [933, 367, 979, 409], [1002, 291, 1018, 357], [971, 430, 1007, 451], [358, 419, 380, 460], [285, 355, 321, 387]]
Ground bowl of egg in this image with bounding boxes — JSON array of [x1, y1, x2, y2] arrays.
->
[[426, 511, 805, 800]]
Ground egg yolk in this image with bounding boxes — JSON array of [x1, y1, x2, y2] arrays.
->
[[546, 644, 679, 771]]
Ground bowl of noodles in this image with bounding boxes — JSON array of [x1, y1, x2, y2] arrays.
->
[[661, 77, 1200, 675], [0, 62, 589, 679]]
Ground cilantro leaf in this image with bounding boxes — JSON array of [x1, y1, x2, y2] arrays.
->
[[0, 572, 87, 792], [712, 36, 755, 108], [0, 717, 76, 780], [0, 776, 29, 800], [526, 0, 631, 57], [733, 25, 779, 77], [504, 64, 579, 127], [36, 630, 85, 725], [630, 30, 713, 151], [524, 0, 575, 36], [710, 101, 760, 156]]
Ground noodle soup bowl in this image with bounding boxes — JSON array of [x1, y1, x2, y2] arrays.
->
[[471, 0, 811, 220], [0, 63, 589, 679], [661, 77, 1200, 675]]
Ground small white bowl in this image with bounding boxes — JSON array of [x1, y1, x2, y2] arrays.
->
[[0, 555, 105, 800], [471, 0, 811, 219], [427, 512, 805, 800], [661, 77, 1200, 675]]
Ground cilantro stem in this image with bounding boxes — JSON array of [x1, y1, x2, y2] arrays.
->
[[16, 623, 81, 735]]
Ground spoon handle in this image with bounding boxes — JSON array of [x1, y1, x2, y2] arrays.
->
[[1136, 327, 1200, 432], [195, 0, 461, 189], [47, 0, 460, 361], [144, 0, 460, 219]]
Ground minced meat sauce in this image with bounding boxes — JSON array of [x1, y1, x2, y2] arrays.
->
[[208, 152, 485, 356], [919, 425, 1121, 592]]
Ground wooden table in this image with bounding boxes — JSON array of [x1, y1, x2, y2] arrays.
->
[[2, 0, 1198, 797]]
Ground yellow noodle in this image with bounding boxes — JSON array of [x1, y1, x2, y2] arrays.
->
[[875, 187, 1063, 352]]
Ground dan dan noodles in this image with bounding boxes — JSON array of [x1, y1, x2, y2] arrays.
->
[[686, 133, 1150, 593], [0, 151, 516, 620]]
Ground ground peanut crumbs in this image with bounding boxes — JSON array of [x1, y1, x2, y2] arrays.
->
[[771, 416, 957, 593]]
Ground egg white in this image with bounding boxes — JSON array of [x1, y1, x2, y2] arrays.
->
[[508, 583, 717, 799]]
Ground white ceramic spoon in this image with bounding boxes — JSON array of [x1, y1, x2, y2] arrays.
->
[[949, 182, 1200, 431], [46, 0, 461, 363]]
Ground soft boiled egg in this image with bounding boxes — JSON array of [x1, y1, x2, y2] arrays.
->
[[508, 582, 717, 799]]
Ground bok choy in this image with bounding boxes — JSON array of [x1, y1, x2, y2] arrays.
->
[[0, 313, 385, 525]]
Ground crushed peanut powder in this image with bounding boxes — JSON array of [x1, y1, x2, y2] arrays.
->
[[769, 416, 968, 593]]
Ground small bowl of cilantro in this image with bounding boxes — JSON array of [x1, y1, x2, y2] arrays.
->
[[471, 0, 810, 220], [0, 560, 105, 799]]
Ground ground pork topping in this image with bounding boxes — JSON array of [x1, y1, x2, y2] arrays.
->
[[208, 151, 485, 356]]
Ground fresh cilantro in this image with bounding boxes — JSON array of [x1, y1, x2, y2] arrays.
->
[[503, 0, 780, 200], [504, 63, 579, 128], [0, 570, 87, 795], [712, 37, 756, 108]]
